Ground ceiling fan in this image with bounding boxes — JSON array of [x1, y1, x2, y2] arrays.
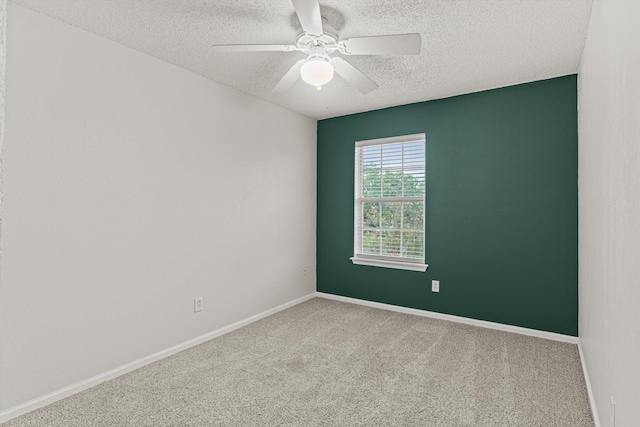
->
[[211, 0, 422, 94]]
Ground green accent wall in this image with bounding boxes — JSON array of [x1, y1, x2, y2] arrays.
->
[[317, 75, 578, 336]]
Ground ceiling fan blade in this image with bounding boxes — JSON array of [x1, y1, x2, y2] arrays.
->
[[339, 33, 422, 55], [291, 0, 323, 36], [331, 57, 378, 94], [272, 59, 306, 93], [212, 44, 296, 52]]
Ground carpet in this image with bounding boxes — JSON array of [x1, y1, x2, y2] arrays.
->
[[3, 297, 594, 426]]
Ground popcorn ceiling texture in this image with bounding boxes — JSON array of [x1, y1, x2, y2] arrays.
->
[[11, 0, 593, 119]]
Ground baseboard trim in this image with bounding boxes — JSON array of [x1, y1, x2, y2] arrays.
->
[[316, 292, 579, 344], [578, 342, 601, 427], [0, 292, 316, 424]]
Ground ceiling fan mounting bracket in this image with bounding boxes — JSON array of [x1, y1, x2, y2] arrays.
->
[[337, 41, 350, 55]]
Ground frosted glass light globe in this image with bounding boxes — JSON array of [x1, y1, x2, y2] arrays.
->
[[300, 58, 334, 87]]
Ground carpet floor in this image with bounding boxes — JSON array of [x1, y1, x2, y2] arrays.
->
[[4, 297, 594, 426]]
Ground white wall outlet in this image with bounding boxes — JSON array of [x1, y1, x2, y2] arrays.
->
[[194, 297, 203, 313], [432, 280, 440, 292], [610, 396, 615, 427], [302, 265, 307, 276]]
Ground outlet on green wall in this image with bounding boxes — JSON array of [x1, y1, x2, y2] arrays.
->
[[317, 75, 578, 336]]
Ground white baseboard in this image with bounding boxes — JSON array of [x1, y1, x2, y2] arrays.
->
[[0, 292, 316, 424], [316, 292, 580, 344], [578, 342, 601, 427]]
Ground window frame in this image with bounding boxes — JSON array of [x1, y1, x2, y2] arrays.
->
[[350, 133, 428, 272]]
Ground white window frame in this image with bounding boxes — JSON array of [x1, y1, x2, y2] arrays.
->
[[351, 133, 428, 272]]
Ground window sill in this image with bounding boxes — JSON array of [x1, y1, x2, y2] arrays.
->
[[350, 257, 428, 272]]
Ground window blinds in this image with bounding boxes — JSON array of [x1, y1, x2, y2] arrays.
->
[[354, 134, 426, 263]]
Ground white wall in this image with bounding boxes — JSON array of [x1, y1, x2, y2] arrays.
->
[[0, 3, 316, 412], [579, 1, 640, 426]]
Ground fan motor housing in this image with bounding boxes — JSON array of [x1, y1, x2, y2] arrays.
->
[[296, 19, 338, 53]]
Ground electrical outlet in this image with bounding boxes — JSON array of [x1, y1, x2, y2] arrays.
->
[[610, 396, 615, 427], [432, 280, 440, 292], [194, 297, 203, 313], [302, 265, 307, 276]]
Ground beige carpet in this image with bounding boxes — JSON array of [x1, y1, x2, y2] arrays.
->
[[4, 297, 594, 426]]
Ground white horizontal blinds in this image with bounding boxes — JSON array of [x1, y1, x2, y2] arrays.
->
[[355, 134, 425, 261]]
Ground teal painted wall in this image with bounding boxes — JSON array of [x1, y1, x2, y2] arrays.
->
[[317, 75, 578, 336]]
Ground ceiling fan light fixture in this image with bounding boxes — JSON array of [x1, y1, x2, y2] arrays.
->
[[300, 56, 334, 87], [213, 0, 421, 94]]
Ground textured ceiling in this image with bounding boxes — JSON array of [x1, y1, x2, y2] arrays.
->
[[12, 0, 593, 119]]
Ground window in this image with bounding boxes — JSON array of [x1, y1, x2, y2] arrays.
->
[[351, 134, 427, 272]]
